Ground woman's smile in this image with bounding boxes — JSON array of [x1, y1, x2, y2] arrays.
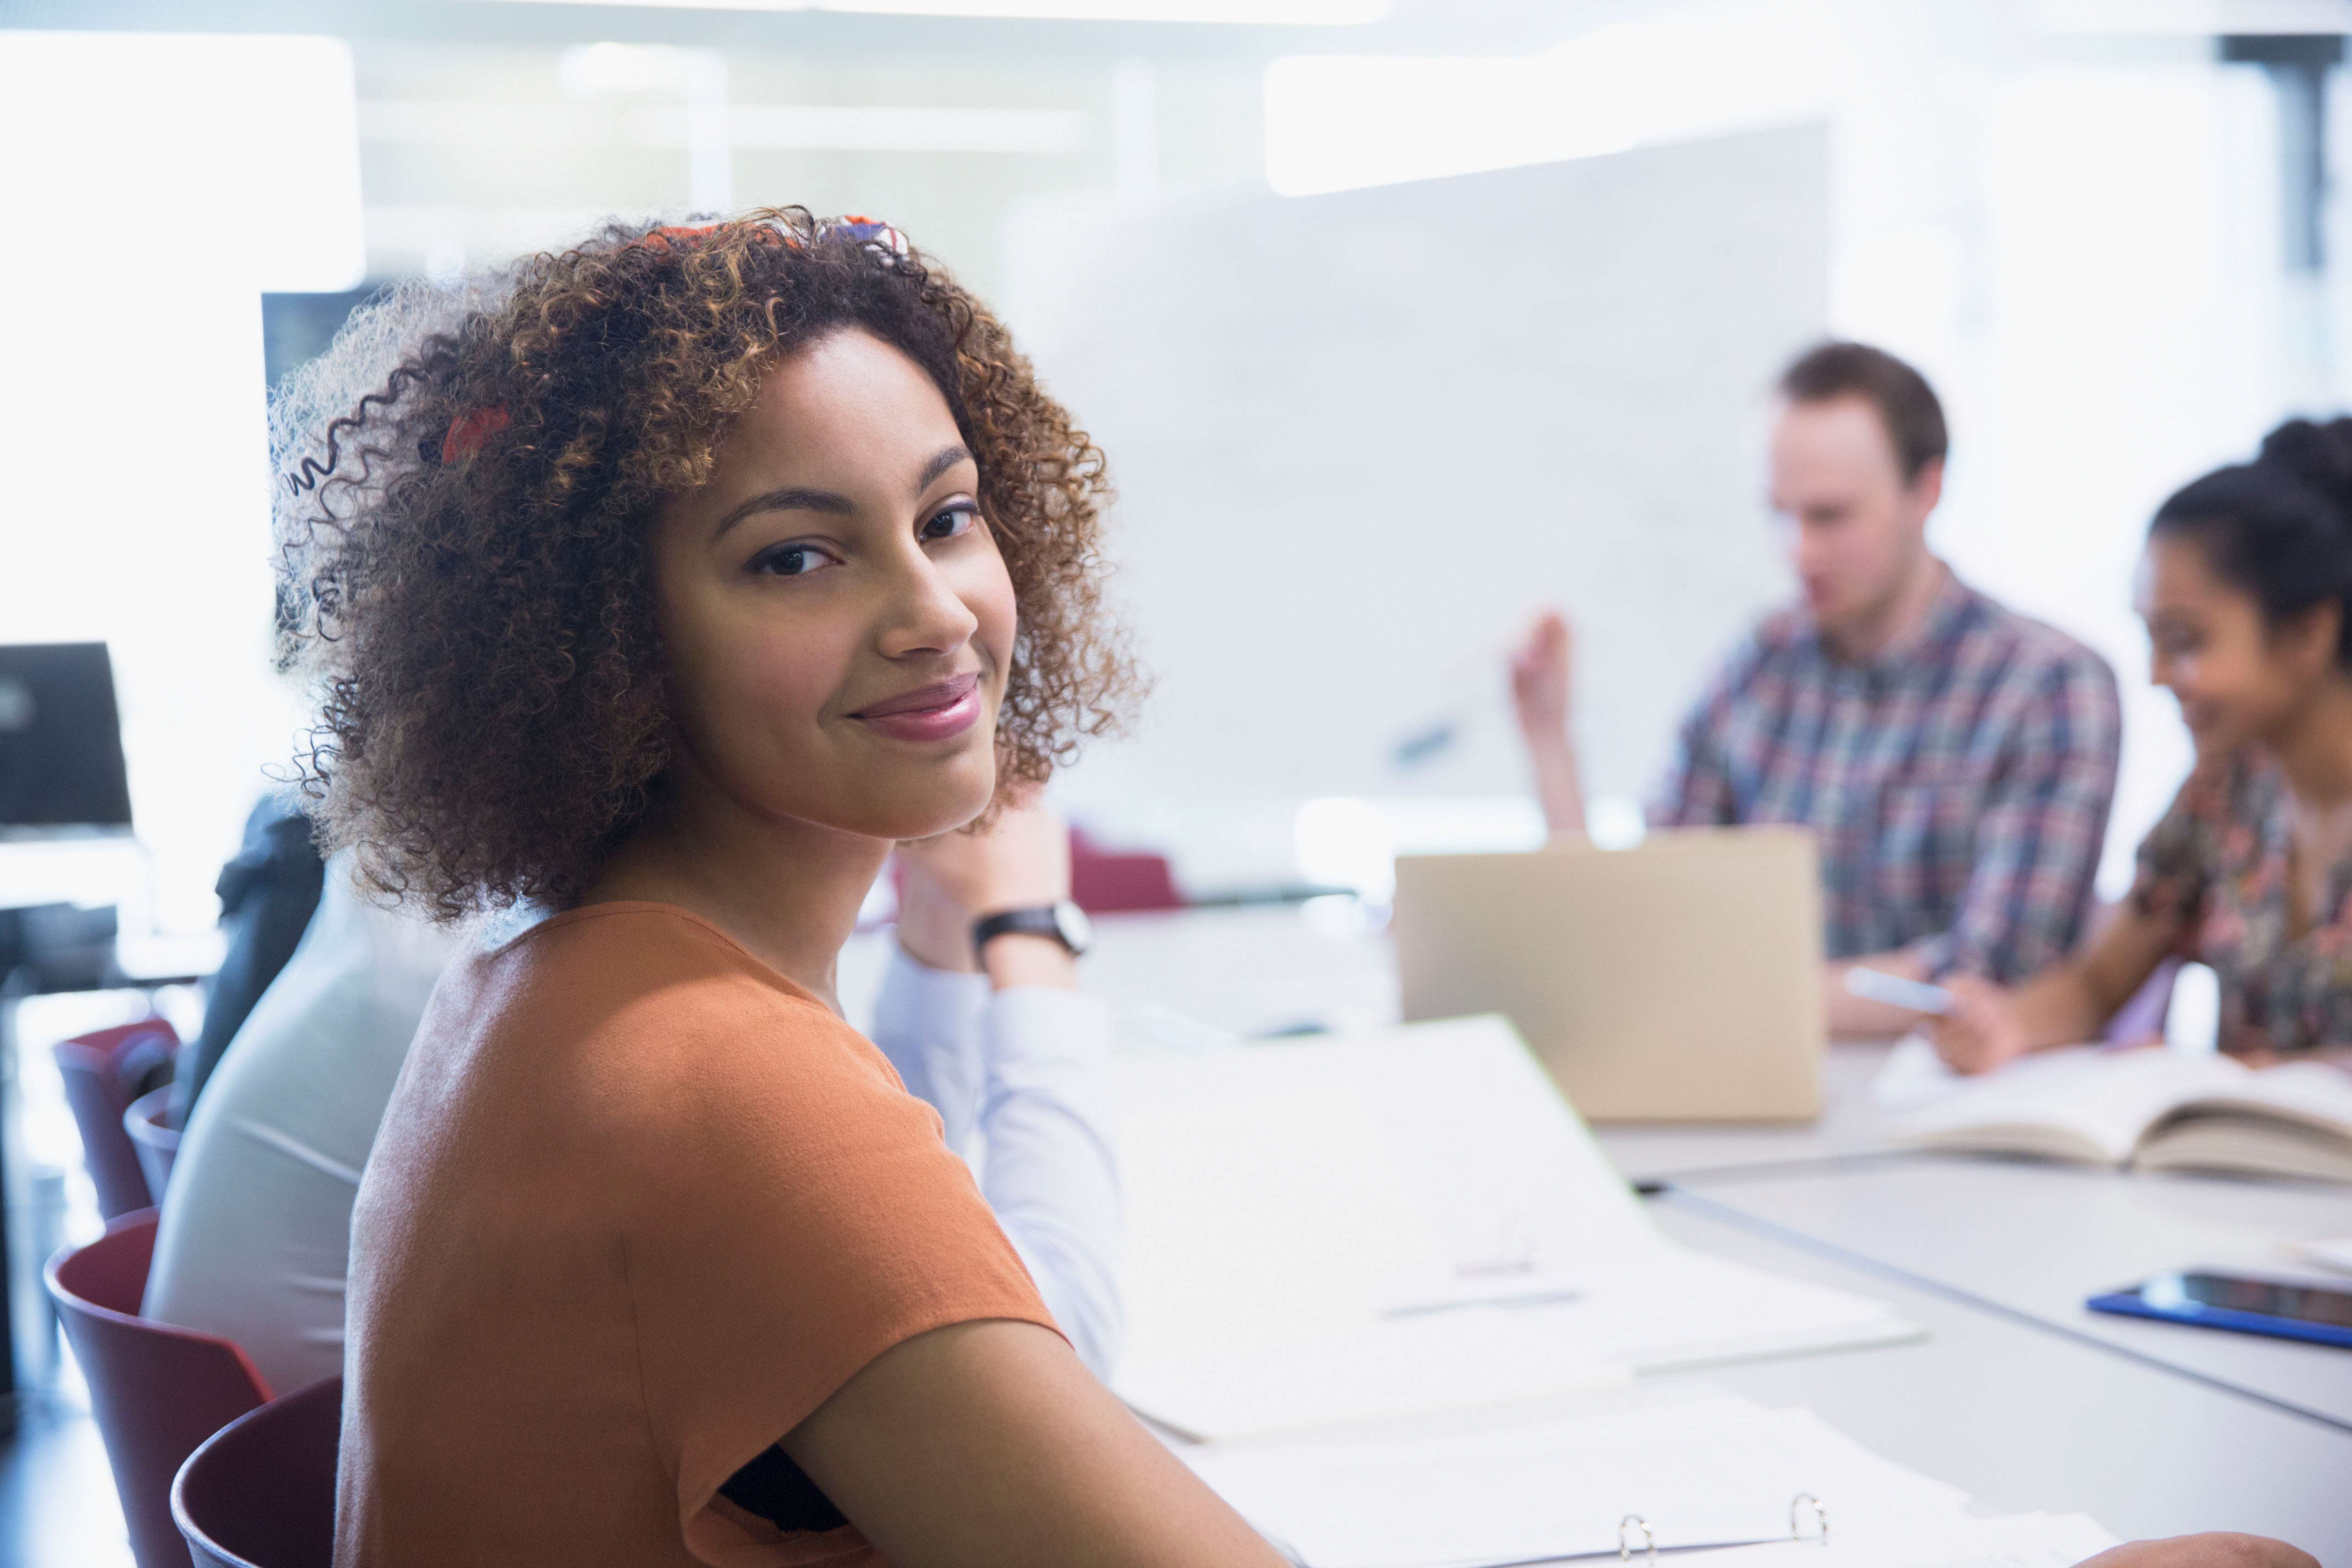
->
[[848, 670, 983, 743]]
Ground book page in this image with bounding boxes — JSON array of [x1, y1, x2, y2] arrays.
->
[[2177, 1058, 2352, 1136], [1880, 1039, 2246, 1163]]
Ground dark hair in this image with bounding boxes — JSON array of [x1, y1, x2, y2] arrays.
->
[[1778, 340, 1948, 482], [2150, 416, 2352, 667], [276, 210, 1140, 922]]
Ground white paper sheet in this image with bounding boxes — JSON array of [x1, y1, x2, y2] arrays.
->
[[1182, 1392, 1979, 1568], [2289, 1236, 2352, 1275], [1671, 1511, 2121, 1568], [1107, 1017, 1917, 1439]]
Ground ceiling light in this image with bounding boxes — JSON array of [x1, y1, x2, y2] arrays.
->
[[489, 0, 1389, 20]]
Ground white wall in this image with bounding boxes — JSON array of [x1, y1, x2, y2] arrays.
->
[[1140, 1, 2323, 897], [1007, 128, 1828, 858], [0, 33, 363, 930]]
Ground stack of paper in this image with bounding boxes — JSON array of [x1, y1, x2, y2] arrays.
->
[[1103, 1016, 1920, 1440]]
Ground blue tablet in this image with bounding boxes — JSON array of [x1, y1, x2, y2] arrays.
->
[[2088, 1271, 2352, 1350]]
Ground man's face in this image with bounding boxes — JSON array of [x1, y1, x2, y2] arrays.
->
[[1767, 394, 1941, 640]]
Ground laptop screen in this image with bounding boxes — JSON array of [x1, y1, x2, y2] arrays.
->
[[0, 643, 134, 830]]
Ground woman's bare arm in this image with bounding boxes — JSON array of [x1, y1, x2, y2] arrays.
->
[[1935, 900, 2179, 1073], [782, 1319, 1286, 1568]]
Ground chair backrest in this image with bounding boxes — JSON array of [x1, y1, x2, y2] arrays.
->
[[1069, 829, 1185, 914], [45, 1211, 272, 1568], [56, 1018, 180, 1220], [174, 1376, 341, 1568], [124, 1086, 183, 1208]]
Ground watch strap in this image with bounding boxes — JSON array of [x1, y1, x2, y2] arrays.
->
[[972, 905, 1075, 955]]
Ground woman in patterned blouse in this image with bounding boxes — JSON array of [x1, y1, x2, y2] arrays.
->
[[1938, 418, 2352, 1072]]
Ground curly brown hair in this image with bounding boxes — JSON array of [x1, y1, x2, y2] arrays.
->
[[277, 209, 1137, 923]]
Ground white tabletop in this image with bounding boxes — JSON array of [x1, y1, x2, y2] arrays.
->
[[1052, 903, 1910, 1182], [1669, 1155, 2352, 1431], [1592, 1042, 1905, 1182], [1647, 1195, 2352, 1558], [850, 900, 2352, 1551]]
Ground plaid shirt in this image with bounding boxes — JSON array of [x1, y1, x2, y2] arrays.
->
[[1654, 568, 2121, 982]]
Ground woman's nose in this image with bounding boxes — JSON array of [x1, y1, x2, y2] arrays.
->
[[876, 551, 980, 659]]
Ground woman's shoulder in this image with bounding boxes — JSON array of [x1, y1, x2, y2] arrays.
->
[[457, 902, 894, 1110], [2182, 749, 2286, 827], [471, 901, 811, 1005]]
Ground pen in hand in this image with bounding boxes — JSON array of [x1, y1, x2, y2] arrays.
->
[[1843, 966, 1957, 1016]]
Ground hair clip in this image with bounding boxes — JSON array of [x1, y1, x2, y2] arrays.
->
[[433, 406, 511, 466], [822, 214, 910, 256]]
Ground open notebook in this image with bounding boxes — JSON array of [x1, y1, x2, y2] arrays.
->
[[1103, 1016, 1919, 1441], [1877, 1035, 2352, 1181]]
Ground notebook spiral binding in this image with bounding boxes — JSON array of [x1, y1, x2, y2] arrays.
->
[[1614, 1493, 1830, 1562]]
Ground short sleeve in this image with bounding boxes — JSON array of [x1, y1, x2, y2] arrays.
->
[[613, 970, 1060, 1565], [2129, 764, 2225, 941]]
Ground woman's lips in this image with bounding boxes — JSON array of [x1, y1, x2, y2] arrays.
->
[[850, 672, 982, 742]]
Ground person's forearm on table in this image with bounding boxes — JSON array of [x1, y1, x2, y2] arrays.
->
[[2005, 963, 2110, 1050], [1822, 949, 1937, 1040]]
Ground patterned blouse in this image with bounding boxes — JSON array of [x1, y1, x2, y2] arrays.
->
[[2132, 750, 2352, 1056]]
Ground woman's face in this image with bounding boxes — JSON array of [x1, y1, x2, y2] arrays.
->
[[649, 327, 1015, 843], [2137, 531, 2333, 760]]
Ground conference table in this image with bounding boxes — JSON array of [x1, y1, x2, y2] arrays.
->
[[840, 901, 2352, 1560]]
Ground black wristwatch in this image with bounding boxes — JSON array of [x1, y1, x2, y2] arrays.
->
[[972, 899, 1093, 959]]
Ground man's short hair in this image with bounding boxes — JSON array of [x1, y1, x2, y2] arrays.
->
[[1778, 341, 1948, 483]]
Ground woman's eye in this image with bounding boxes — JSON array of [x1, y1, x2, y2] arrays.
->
[[921, 505, 979, 542], [749, 543, 833, 578]]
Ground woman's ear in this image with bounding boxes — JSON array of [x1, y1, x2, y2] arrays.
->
[[2277, 597, 2345, 680]]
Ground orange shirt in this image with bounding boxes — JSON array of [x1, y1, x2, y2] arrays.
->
[[335, 903, 1059, 1567]]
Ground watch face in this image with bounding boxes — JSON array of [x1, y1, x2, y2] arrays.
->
[[1053, 899, 1095, 954]]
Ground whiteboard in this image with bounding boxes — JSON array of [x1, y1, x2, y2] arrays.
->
[[1004, 126, 1828, 820]]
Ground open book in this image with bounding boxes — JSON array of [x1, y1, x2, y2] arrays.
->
[[1878, 1035, 2352, 1182]]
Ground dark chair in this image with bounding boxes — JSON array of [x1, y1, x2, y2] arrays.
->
[[1069, 828, 1185, 914], [56, 1017, 180, 1220], [174, 1376, 341, 1568], [45, 1210, 273, 1568], [125, 1086, 183, 1208]]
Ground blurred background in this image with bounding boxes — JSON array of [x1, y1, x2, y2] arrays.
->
[[1, 0, 2351, 1553]]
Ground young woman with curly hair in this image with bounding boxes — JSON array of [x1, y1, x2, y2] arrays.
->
[[278, 210, 1283, 1568], [278, 211, 2312, 1568]]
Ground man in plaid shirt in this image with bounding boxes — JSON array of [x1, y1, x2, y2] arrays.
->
[[1511, 343, 2120, 1037]]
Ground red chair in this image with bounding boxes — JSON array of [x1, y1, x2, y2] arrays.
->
[[45, 1210, 273, 1568], [56, 1017, 180, 1220], [174, 1376, 341, 1568], [1069, 828, 1184, 914], [125, 1086, 184, 1208]]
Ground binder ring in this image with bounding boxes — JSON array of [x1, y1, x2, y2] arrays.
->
[[1790, 1492, 1829, 1545], [1617, 1514, 1656, 1563]]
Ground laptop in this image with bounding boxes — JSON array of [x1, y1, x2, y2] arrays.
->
[[1391, 827, 1823, 1122]]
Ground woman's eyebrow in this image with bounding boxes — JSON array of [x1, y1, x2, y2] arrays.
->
[[916, 444, 975, 494], [709, 445, 973, 542], [710, 485, 855, 541]]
